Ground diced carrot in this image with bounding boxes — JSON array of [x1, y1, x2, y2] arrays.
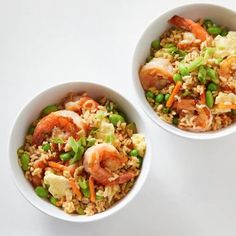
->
[[89, 176, 96, 203], [166, 81, 182, 108], [217, 103, 236, 109], [69, 178, 82, 200], [48, 161, 66, 171]]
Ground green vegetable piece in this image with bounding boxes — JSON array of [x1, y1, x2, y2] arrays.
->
[[42, 104, 58, 115], [109, 114, 125, 126], [206, 91, 214, 108], [42, 143, 51, 151], [162, 107, 170, 114], [164, 93, 170, 102], [81, 188, 90, 198], [50, 197, 58, 205], [206, 68, 219, 84], [35, 186, 48, 198], [145, 91, 154, 99], [28, 126, 35, 135], [96, 194, 104, 200], [163, 43, 175, 48], [50, 137, 65, 144], [60, 152, 72, 161], [166, 46, 178, 54], [205, 47, 216, 55], [78, 137, 87, 147], [104, 134, 116, 144], [76, 206, 85, 215], [21, 153, 30, 171], [87, 138, 96, 147], [203, 19, 214, 28], [182, 89, 190, 97], [155, 94, 164, 103], [17, 146, 24, 157], [231, 109, 236, 115], [207, 27, 222, 35], [151, 39, 161, 50], [130, 149, 139, 157], [78, 177, 88, 190], [178, 63, 189, 76], [173, 73, 182, 82], [137, 156, 143, 166], [188, 57, 204, 72], [207, 82, 218, 91], [70, 145, 84, 164], [221, 28, 228, 36], [146, 55, 153, 63], [172, 116, 179, 126], [198, 66, 207, 84]]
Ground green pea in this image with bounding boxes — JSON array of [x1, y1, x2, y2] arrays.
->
[[203, 19, 214, 28], [151, 40, 161, 50], [198, 66, 207, 84], [173, 73, 182, 82], [109, 114, 125, 126], [42, 143, 51, 151], [28, 126, 35, 135], [146, 91, 154, 99], [130, 149, 138, 157], [42, 104, 58, 115], [20, 153, 30, 171], [221, 28, 228, 36], [206, 68, 219, 84], [35, 186, 48, 198], [155, 94, 164, 103], [87, 138, 96, 147], [76, 206, 85, 215], [206, 91, 214, 108], [60, 152, 72, 161], [164, 93, 170, 101], [207, 82, 218, 91], [172, 116, 179, 126], [207, 27, 222, 35], [231, 109, 236, 115], [146, 55, 153, 63], [178, 63, 189, 76], [50, 197, 58, 206], [162, 107, 170, 114]]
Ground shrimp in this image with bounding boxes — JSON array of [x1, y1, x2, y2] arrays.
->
[[168, 15, 209, 42], [219, 55, 236, 77], [139, 58, 173, 90], [83, 143, 135, 186], [174, 99, 212, 132], [32, 110, 86, 146], [65, 96, 99, 113]]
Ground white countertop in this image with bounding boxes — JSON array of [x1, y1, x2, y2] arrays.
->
[[1, 0, 236, 235]]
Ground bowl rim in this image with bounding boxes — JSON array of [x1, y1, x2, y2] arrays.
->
[[8, 81, 151, 222], [132, 2, 236, 140]]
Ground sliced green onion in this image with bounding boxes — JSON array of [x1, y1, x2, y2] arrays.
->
[[87, 138, 96, 147], [198, 66, 207, 84], [21, 153, 30, 171], [42, 104, 58, 115], [206, 68, 219, 84], [187, 56, 204, 72], [178, 63, 189, 76], [78, 177, 88, 190], [206, 91, 214, 108], [207, 27, 222, 35]]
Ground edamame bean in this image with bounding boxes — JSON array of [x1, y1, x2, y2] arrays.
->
[[151, 40, 161, 50], [164, 93, 170, 101], [35, 186, 48, 198], [109, 114, 125, 125], [42, 143, 50, 151], [207, 27, 222, 35], [146, 91, 154, 99], [155, 94, 164, 103], [60, 152, 72, 161], [21, 153, 30, 171], [207, 82, 218, 91], [206, 91, 214, 108], [50, 197, 58, 205], [173, 73, 182, 82], [130, 149, 138, 157]]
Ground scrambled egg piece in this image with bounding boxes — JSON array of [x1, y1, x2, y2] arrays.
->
[[215, 92, 236, 105], [96, 120, 115, 142], [131, 134, 146, 157], [214, 31, 236, 58], [44, 171, 70, 198]]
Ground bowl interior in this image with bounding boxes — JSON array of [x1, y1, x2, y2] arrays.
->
[[133, 3, 236, 139], [9, 82, 151, 222]]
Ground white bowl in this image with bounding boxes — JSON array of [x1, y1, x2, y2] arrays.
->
[[9, 81, 151, 222], [132, 3, 236, 140]]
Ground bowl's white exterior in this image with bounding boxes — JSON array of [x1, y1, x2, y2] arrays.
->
[[132, 3, 236, 139], [9, 82, 151, 222]]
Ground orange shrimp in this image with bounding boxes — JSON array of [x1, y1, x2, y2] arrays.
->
[[65, 96, 99, 113], [174, 99, 212, 132], [219, 55, 236, 77], [32, 110, 86, 146], [168, 15, 209, 42], [139, 58, 173, 90], [83, 143, 135, 186]]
